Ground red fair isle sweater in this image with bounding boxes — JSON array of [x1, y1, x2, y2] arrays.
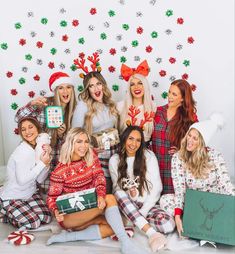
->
[[47, 153, 106, 212]]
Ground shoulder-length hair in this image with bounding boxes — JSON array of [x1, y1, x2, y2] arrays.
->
[[48, 85, 77, 146], [119, 74, 155, 139], [117, 125, 150, 196], [78, 71, 119, 134], [59, 127, 94, 166], [179, 128, 212, 178], [169, 79, 197, 148]]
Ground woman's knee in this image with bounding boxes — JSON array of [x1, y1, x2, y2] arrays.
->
[[105, 194, 117, 207]]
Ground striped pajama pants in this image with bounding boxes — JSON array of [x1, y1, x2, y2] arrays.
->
[[115, 190, 175, 234], [0, 192, 52, 229]]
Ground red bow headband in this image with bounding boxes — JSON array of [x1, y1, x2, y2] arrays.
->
[[121, 60, 150, 82]]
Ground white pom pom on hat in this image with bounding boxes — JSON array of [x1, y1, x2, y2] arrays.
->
[[189, 112, 224, 146], [8, 230, 35, 245]]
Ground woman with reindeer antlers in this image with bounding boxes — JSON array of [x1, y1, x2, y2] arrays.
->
[[72, 52, 119, 194], [159, 114, 235, 237], [109, 108, 175, 252]]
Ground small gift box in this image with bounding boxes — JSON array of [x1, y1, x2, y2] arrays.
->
[[91, 128, 120, 150], [56, 188, 97, 214]]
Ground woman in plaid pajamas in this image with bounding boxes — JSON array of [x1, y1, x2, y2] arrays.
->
[[0, 116, 52, 229], [72, 53, 119, 194], [152, 79, 198, 194], [109, 125, 175, 252], [15, 72, 77, 192]]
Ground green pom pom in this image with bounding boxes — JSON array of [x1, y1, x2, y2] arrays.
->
[[60, 20, 67, 27], [120, 56, 127, 63], [112, 84, 119, 91], [183, 60, 190, 67], [77, 85, 84, 92], [70, 64, 77, 71], [78, 37, 85, 44], [131, 40, 139, 47], [15, 22, 22, 29], [25, 54, 32, 60], [50, 48, 57, 55], [1, 43, 8, 50], [122, 24, 129, 30], [161, 91, 168, 99], [165, 9, 173, 17], [100, 33, 107, 40], [19, 77, 26, 84], [41, 18, 48, 24], [11, 102, 18, 110], [151, 31, 158, 38], [108, 10, 115, 17]]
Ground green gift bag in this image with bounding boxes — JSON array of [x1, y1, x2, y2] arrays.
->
[[56, 188, 97, 214], [182, 189, 235, 246]]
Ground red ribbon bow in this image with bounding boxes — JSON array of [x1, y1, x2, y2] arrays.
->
[[121, 60, 150, 81]]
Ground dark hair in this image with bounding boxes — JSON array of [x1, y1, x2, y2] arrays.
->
[[169, 79, 197, 148], [117, 125, 150, 196]]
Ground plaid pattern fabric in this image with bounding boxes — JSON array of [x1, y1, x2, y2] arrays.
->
[[0, 193, 52, 229], [115, 190, 175, 234]]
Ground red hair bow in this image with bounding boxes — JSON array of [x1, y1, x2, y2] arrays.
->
[[121, 60, 150, 81]]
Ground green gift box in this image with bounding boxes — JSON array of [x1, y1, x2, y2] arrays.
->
[[56, 188, 97, 214], [182, 189, 235, 246]]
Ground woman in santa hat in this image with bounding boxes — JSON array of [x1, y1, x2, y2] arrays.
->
[[15, 72, 77, 192]]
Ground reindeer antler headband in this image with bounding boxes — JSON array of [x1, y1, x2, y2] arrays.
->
[[126, 105, 155, 129], [74, 52, 102, 79]]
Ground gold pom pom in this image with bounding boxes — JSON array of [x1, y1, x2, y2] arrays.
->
[[126, 120, 131, 126], [79, 73, 85, 79], [97, 66, 102, 72]]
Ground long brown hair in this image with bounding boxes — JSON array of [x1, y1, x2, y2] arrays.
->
[[169, 79, 197, 148], [117, 125, 150, 196]]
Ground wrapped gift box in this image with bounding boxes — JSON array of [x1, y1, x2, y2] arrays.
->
[[56, 188, 97, 214], [91, 128, 119, 150], [182, 189, 235, 246]]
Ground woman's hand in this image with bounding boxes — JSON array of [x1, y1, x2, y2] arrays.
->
[[54, 209, 65, 222], [129, 187, 138, 199], [168, 146, 177, 156], [175, 215, 184, 238], [97, 196, 106, 210], [40, 150, 51, 167], [31, 97, 48, 107], [57, 124, 66, 138]]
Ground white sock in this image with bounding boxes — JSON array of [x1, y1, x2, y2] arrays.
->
[[146, 227, 157, 238]]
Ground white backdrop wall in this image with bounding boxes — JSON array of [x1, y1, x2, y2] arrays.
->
[[0, 0, 234, 176]]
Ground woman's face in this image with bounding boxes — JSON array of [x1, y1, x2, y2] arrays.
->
[[130, 77, 144, 101], [125, 130, 142, 157], [88, 77, 103, 103], [57, 84, 73, 105], [186, 128, 200, 152], [20, 120, 39, 146], [168, 84, 183, 108], [72, 133, 90, 160]]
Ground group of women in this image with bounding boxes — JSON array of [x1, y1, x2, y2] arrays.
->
[[0, 56, 234, 252]]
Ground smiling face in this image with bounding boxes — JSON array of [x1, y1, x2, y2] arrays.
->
[[186, 128, 200, 152], [57, 84, 73, 106], [125, 130, 142, 157], [20, 120, 39, 146], [72, 133, 90, 161], [168, 84, 183, 109], [88, 77, 104, 103], [130, 77, 144, 101]]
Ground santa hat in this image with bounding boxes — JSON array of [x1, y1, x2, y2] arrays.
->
[[48, 72, 73, 95], [8, 230, 35, 245], [189, 113, 224, 146]]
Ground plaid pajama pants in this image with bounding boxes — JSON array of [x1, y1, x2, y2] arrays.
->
[[115, 190, 175, 234], [0, 192, 52, 229]]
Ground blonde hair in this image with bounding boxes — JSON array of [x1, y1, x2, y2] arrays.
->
[[59, 127, 94, 166], [179, 128, 212, 178], [49, 85, 77, 146], [79, 72, 119, 134], [119, 74, 155, 138]]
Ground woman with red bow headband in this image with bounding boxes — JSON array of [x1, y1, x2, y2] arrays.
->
[[118, 60, 155, 146]]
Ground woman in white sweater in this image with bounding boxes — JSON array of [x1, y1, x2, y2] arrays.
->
[[109, 125, 175, 252], [0, 116, 52, 229]]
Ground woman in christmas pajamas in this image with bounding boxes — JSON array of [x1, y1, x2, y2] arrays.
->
[[160, 114, 235, 237], [72, 53, 119, 193], [109, 125, 175, 252], [152, 79, 198, 194], [46, 127, 148, 254], [15, 72, 76, 192], [0, 116, 52, 229]]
